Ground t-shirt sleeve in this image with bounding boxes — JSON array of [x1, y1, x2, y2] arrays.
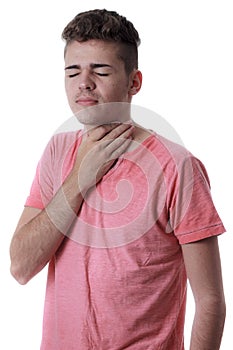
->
[[168, 155, 226, 244], [25, 138, 54, 210]]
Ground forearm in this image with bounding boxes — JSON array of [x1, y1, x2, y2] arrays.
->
[[190, 297, 226, 350], [10, 167, 85, 284]]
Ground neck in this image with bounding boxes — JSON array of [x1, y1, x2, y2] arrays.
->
[[83, 117, 133, 132]]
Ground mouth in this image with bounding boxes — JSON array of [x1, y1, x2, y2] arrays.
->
[[76, 98, 98, 107]]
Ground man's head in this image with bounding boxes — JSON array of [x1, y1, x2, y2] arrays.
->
[[62, 9, 140, 75], [62, 9, 142, 125]]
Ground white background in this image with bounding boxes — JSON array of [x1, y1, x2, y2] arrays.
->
[[1, 0, 232, 348]]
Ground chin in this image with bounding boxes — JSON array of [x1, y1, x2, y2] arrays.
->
[[74, 102, 131, 126]]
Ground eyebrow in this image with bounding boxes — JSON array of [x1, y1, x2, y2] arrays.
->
[[65, 63, 113, 70]]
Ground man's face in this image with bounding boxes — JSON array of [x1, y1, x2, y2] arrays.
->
[[64, 40, 140, 125]]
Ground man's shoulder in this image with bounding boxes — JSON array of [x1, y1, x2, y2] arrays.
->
[[146, 131, 192, 161], [52, 130, 82, 143], [47, 130, 83, 151], [39, 130, 83, 164]]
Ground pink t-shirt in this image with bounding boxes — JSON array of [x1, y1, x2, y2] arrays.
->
[[25, 131, 225, 349]]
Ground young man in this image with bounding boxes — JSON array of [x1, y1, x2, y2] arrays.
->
[[10, 9, 226, 349]]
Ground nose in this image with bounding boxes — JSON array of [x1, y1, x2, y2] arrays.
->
[[79, 72, 96, 91]]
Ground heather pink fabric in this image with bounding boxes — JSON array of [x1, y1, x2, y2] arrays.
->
[[25, 131, 225, 349]]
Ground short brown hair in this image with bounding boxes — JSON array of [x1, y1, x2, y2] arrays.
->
[[62, 9, 141, 75]]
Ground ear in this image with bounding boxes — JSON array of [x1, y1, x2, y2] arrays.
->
[[128, 70, 142, 96]]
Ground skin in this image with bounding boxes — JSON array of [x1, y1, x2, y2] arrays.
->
[[182, 237, 225, 349], [64, 40, 142, 126], [10, 39, 225, 349]]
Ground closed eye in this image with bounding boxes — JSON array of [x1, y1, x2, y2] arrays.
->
[[95, 72, 109, 76], [68, 73, 79, 78], [68, 72, 109, 78]]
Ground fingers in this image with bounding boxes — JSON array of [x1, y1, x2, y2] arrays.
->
[[95, 123, 135, 158], [77, 123, 135, 191], [107, 136, 133, 159], [103, 123, 134, 141], [103, 124, 134, 153]]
